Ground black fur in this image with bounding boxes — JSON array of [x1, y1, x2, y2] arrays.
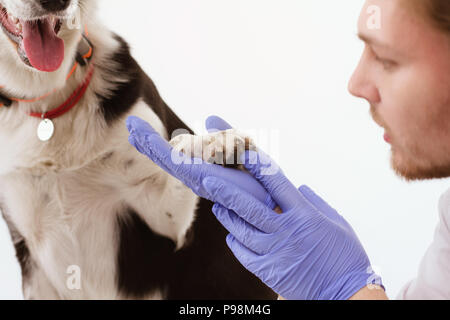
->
[[117, 201, 276, 299], [168, 199, 276, 299], [96, 36, 142, 125], [116, 208, 176, 298], [0, 204, 33, 283]]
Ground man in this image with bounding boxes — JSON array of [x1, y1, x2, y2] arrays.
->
[[126, 0, 450, 300]]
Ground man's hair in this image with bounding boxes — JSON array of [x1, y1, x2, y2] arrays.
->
[[407, 0, 450, 34]]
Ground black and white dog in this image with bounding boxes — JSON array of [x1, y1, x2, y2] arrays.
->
[[0, 0, 276, 299]]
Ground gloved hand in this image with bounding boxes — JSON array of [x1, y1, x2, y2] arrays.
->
[[126, 116, 276, 208], [126, 115, 383, 300], [201, 149, 383, 300]]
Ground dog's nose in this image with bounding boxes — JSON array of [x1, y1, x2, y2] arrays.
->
[[37, 0, 71, 12]]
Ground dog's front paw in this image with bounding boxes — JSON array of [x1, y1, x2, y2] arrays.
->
[[169, 130, 256, 168]]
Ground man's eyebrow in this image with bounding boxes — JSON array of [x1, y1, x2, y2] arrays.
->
[[357, 33, 390, 49]]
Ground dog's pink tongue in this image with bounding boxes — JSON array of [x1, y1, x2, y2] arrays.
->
[[22, 19, 64, 72]]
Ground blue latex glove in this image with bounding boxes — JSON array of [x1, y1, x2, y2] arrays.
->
[[201, 149, 383, 300], [126, 116, 276, 208]]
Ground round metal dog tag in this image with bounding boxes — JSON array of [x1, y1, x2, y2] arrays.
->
[[37, 119, 55, 142]]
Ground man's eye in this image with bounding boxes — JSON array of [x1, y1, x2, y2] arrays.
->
[[375, 55, 396, 70]]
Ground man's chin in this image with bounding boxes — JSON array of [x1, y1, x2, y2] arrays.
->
[[390, 151, 450, 181]]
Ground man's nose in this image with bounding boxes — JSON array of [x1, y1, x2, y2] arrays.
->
[[348, 59, 380, 104], [37, 0, 71, 12]]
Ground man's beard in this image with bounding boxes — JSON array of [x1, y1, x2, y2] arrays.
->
[[390, 150, 450, 182], [390, 151, 450, 181], [370, 105, 450, 181]]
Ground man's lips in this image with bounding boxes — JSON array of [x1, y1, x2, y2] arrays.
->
[[373, 119, 392, 144], [370, 105, 392, 144], [373, 118, 392, 144]]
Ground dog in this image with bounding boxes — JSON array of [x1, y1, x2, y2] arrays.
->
[[0, 0, 276, 300]]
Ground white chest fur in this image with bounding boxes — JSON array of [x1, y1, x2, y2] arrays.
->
[[0, 100, 198, 299]]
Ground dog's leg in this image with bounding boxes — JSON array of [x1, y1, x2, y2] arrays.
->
[[1, 207, 59, 300], [23, 267, 61, 300]]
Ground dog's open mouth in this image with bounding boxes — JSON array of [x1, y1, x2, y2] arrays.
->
[[0, 5, 64, 72]]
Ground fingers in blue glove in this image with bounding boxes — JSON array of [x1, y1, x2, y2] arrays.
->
[[212, 204, 276, 255], [205, 115, 233, 133], [225, 234, 260, 270], [127, 116, 208, 194], [127, 123, 173, 175], [127, 116, 276, 204], [299, 186, 342, 222], [241, 150, 300, 212], [299, 185, 354, 233], [202, 176, 283, 234], [204, 116, 277, 209], [127, 116, 180, 169], [127, 116, 207, 173]]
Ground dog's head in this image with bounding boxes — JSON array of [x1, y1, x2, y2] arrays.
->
[[0, 0, 95, 74]]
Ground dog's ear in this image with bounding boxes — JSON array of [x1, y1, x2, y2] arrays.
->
[[0, 94, 12, 108]]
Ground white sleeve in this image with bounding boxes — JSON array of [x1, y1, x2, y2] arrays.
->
[[396, 188, 450, 300]]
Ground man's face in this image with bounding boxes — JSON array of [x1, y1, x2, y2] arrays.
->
[[349, 0, 450, 181]]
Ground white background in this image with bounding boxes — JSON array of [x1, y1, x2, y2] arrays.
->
[[1, 0, 449, 299]]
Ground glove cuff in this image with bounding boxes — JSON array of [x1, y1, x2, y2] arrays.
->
[[320, 271, 384, 300]]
